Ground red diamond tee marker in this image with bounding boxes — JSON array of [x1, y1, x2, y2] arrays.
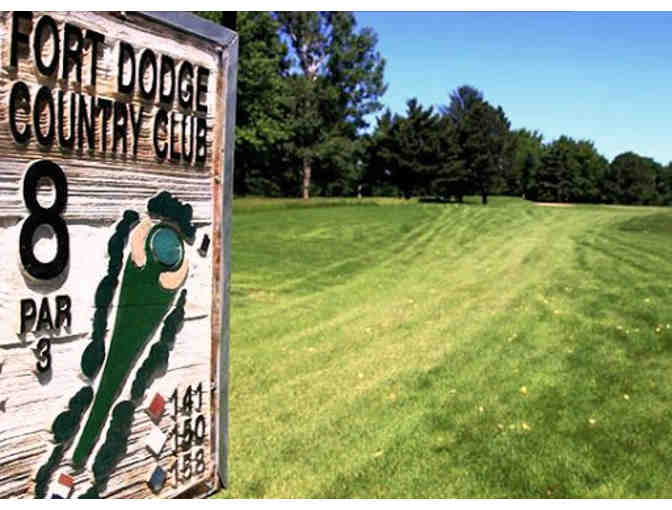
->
[[147, 393, 166, 421], [50, 472, 74, 498], [58, 473, 74, 488]]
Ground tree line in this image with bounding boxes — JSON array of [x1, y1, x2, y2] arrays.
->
[[366, 86, 672, 206], [197, 12, 672, 206]]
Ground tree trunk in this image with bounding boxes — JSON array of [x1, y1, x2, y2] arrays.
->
[[302, 157, 312, 199], [481, 191, 488, 205]]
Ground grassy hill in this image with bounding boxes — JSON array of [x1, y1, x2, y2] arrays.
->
[[217, 196, 672, 498]]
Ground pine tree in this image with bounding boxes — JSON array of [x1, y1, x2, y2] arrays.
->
[[432, 117, 467, 201], [441, 85, 484, 124], [454, 100, 511, 205]]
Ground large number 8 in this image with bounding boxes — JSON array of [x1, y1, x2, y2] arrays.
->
[[19, 160, 69, 280]]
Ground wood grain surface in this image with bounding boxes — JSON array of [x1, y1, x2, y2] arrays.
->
[[0, 11, 233, 499]]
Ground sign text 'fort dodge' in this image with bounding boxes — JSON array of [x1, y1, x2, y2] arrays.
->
[[0, 12, 236, 499], [6, 11, 211, 165]]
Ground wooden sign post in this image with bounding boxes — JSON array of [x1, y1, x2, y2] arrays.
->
[[0, 12, 237, 498]]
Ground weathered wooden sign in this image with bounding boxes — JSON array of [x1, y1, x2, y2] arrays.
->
[[0, 11, 237, 498]]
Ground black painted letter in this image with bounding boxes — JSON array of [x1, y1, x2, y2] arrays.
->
[[9, 81, 31, 144], [10, 12, 32, 68], [153, 108, 168, 160], [55, 295, 72, 329], [117, 42, 136, 94], [33, 86, 55, 146], [33, 15, 60, 77], [62, 23, 83, 83], [19, 298, 36, 334]]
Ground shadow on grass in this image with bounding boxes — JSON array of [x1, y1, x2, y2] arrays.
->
[[418, 196, 481, 205], [315, 233, 672, 497], [233, 198, 380, 215], [316, 329, 672, 497], [616, 213, 672, 235]]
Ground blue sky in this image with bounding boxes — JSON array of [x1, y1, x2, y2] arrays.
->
[[354, 12, 672, 165]]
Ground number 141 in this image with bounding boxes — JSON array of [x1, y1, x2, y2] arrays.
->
[[169, 383, 204, 417]]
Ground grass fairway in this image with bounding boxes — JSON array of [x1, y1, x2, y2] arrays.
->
[[217, 196, 672, 498]]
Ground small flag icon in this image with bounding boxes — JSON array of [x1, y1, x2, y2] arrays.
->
[[147, 393, 166, 422], [50, 472, 74, 498], [147, 465, 166, 494], [145, 424, 167, 456]]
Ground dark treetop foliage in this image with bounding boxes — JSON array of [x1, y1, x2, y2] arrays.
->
[[366, 86, 670, 207], [197, 12, 292, 196], [454, 99, 514, 205], [528, 136, 608, 204], [440, 84, 484, 125], [606, 151, 662, 205], [379, 99, 440, 198]]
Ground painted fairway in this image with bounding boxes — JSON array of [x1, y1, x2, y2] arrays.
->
[[218, 196, 672, 498]]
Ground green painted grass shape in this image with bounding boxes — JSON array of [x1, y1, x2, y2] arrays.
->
[[73, 252, 176, 467]]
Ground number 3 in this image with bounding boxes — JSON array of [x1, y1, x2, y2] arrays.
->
[[19, 160, 69, 280], [36, 337, 51, 372]]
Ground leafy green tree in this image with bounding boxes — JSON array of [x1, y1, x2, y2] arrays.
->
[[196, 12, 291, 195], [535, 136, 608, 203], [606, 152, 661, 205], [310, 134, 365, 196], [573, 140, 608, 202], [275, 12, 387, 198]]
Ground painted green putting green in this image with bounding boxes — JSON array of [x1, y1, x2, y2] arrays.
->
[[72, 192, 196, 469], [78, 292, 188, 497], [72, 228, 182, 467], [150, 227, 184, 268], [130, 289, 187, 401]]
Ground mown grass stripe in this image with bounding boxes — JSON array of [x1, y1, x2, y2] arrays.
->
[[219, 196, 672, 498]]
